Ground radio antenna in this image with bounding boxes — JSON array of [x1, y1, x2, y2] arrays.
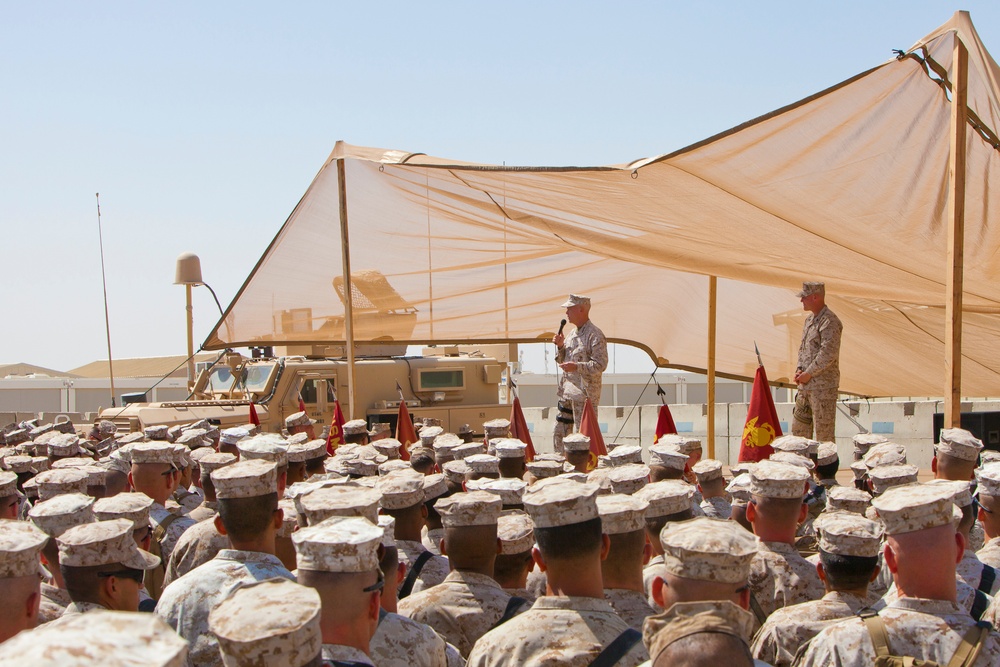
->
[[96, 193, 117, 407]]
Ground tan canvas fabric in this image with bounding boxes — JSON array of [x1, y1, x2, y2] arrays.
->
[[203, 13, 1000, 399]]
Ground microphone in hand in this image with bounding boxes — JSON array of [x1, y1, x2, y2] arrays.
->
[[558, 319, 567, 336]]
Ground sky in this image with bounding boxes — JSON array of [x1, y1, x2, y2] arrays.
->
[[3, 2, 1000, 375]]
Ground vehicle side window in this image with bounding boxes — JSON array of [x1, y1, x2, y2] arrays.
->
[[301, 379, 321, 404]]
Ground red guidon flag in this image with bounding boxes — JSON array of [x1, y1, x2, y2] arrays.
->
[[325, 400, 347, 455], [509, 396, 537, 462], [395, 401, 416, 461], [248, 401, 261, 428], [652, 404, 678, 443], [739, 365, 782, 462], [579, 398, 608, 472]]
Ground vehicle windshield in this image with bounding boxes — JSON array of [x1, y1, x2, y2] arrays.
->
[[241, 362, 277, 394], [205, 366, 235, 393]]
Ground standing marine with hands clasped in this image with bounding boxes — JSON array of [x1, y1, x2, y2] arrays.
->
[[791, 282, 843, 443]]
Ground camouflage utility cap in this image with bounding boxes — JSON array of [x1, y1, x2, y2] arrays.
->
[[211, 459, 278, 499], [871, 482, 959, 535], [826, 486, 871, 514], [210, 578, 322, 667], [635, 480, 694, 517], [0, 610, 187, 666], [749, 460, 809, 499], [498, 511, 534, 554], [29, 493, 95, 537], [57, 518, 160, 570], [659, 517, 759, 584], [296, 484, 380, 525], [293, 515, 382, 573], [647, 444, 688, 471], [376, 471, 426, 510], [608, 464, 651, 495], [523, 478, 600, 528], [93, 492, 155, 530], [937, 428, 984, 462], [691, 459, 723, 482], [0, 519, 48, 577], [435, 490, 503, 527], [814, 511, 883, 557], [35, 468, 90, 500], [596, 493, 649, 534]]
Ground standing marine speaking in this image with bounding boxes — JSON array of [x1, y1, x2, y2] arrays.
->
[[791, 281, 843, 443], [552, 294, 608, 453]]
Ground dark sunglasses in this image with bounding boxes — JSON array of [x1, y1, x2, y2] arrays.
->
[[362, 570, 385, 593], [98, 568, 145, 584]]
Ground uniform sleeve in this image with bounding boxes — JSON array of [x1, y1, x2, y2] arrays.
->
[[803, 315, 842, 378], [444, 642, 466, 667], [750, 621, 781, 666], [578, 328, 609, 377]]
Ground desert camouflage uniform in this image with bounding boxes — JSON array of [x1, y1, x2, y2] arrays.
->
[[422, 525, 445, 556], [37, 583, 72, 624], [797, 597, 1000, 667], [185, 499, 218, 524], [643, 600, 756, 664], [751, 590, 870, 667], [370, 610, 458, 667], [978, 536, 1000, 569], [466, 596, 648, 667], [525, 568, 547, 600], [805, 481, 833, 521], [321, 644, 376, 666], [981, 594, 1000, 628], [398, 570, 527, 658], [958, 550, 1000, 596], [396, 539, 450, 595], [173, 487, 203, 514], [879, 580, 989, 617], [60, 600, 108, 616], [17, 498, 33, 522], [642, 555, 665, 611], [968, 521, 986, 552], [155, 549, 294, 667], [503, 587, 536, 605], [747, 541, 825, 622], [791, 305, 842, 442], [868, 551, 894, 600], [553, 320, 608, 453], [700, 495, 732, 519], [604, 588, 655, 632], [162, 517, 229, 588], [149, 502, 196, 566]]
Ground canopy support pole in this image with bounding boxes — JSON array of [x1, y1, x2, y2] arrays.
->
[[707, 275, 717, 458], [945, 37, 968, 428], [337, 159, 358, 419], [186, 285, 195, 392]]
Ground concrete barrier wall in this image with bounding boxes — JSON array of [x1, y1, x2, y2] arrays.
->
[[520, 400, 1000, 468]]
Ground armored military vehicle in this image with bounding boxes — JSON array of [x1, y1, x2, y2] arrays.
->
[[100, 347, 511, 435]]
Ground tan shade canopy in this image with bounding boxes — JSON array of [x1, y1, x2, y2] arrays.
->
[[206, 12, 1000, 398]]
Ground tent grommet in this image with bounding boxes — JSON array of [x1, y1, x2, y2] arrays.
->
[[631, 170, 638, 179]]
